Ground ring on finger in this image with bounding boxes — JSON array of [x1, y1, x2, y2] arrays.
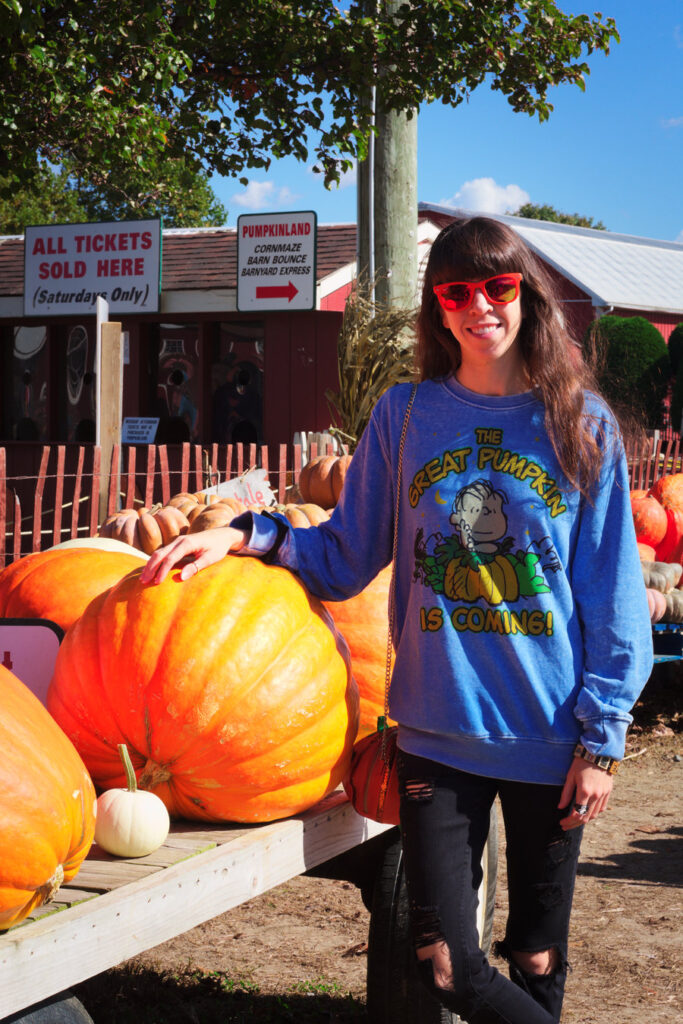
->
[[573, 802, 589, 815]]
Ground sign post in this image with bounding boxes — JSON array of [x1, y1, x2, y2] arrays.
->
[[97, 298, 123, 524], [237, 211, 317, 311]]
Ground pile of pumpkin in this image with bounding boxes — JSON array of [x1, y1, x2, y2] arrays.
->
[[631, 472, 683, 622], [0, 453, 399, 930]]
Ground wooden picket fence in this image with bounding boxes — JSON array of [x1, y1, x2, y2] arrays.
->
[[0, 440, 337, 568], [1, 431, 680, 567]]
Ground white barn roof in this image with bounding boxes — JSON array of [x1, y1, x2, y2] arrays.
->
[[419, 204, 683, 317]]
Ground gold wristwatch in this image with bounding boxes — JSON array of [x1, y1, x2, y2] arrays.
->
[[573, 743, 620, 775]]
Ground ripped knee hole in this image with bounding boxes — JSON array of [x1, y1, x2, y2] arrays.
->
[[403, 778, 434, 801]]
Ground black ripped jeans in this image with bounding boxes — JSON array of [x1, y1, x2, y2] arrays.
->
[[397, 751, 583, 1024]]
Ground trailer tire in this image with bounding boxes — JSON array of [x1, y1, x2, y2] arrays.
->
[[366, 802, 498, 1024], [1, 991, 94, 1024]]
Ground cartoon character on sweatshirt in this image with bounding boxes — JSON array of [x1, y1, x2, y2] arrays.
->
[[415, 479, 558, 606]]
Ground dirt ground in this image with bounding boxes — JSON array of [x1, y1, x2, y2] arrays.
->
[[74, 665, 682, 1024]]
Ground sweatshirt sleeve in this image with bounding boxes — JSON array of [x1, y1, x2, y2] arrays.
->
[[570, 422, 653, 759], [236, 392, 399, 601]]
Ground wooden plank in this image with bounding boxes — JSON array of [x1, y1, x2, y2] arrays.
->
[[71, 446, 86, 537], [0, 448, 6, 569], [123, 446, 136, 508], [52, 446, 66, 546], [32, 446, 49, 552], [279, 444, 287, 503], [180, 442, 190, 493], [0, 798, 390, 1017], [107, 444, 120, 517], [12, 492, 21, 562], [193, 444, 203, 491], [99, 322, 123, 526], [158, 445, 171, 505], [89, 446, 101, 537], [65, 859, 158, 889], [144, 445, 156, 507]]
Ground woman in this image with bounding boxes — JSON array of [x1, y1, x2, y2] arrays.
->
[[141, 216, 653, 1023]]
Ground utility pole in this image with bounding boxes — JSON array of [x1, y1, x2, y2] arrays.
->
[[356, 0, 418, 310]]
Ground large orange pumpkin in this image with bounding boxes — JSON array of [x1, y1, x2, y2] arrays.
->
[[0, 666, 96, 929], [324, 565, 394, 738], [47, 557, 359, 823], [0, 546, 146, 632]]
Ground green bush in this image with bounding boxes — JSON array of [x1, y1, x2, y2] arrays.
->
[[584, 315, 670, 427], [667, 321, 683, 378]]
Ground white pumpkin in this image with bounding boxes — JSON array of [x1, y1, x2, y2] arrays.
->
[[48, 537, 149, 559], [94, 744, 170, 857]]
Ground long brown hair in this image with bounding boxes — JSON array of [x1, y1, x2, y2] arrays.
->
[[416, 216, 615, 497]]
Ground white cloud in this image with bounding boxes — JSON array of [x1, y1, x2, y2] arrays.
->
[[677, 228, 683, 243], [231, 181, 299, 210], [662, 116, 683, 128], [439, 177, 530, 215]]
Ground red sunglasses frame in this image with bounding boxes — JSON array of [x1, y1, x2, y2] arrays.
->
[[433, 273, 522, 311]]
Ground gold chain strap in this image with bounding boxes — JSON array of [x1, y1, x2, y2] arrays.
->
[[380, 382, 417, 758]]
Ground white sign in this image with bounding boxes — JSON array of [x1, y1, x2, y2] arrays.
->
[[23, 219, 161, 317], [237, 211, 317, 311], [0, 619, 63, 707], [201, 468, 276, 508], [121, 417, 159, 444]]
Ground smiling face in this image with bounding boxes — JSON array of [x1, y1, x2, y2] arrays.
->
[[440, 279, 524, 382]]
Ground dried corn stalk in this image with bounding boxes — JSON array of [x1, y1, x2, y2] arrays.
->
[[325, 276, 417, 452]]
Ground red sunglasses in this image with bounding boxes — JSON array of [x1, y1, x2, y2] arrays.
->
[[433, 273, 522, 311]]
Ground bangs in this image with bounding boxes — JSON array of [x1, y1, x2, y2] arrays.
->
[[429, 218, 526, 284]]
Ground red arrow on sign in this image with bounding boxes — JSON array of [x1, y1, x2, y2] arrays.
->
[[255, 280, 299, 303]]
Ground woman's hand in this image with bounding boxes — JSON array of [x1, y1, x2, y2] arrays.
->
[[139, 526, 249, 586], [558, 756, 614, 831]]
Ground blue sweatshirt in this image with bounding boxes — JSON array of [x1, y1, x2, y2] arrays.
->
[[239, 378, 653, 786]]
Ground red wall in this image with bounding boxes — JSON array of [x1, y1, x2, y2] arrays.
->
[[263, 310, 343, 449]]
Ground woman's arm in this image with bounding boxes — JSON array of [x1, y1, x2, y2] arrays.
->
[[140, 384, 409, 596], [569, 426, 653, 760]]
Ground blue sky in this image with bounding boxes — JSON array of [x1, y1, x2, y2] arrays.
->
[[210, 2, 683, 243]]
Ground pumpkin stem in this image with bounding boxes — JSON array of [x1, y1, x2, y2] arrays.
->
[[118, 743, 138, 793], [138, 758, 172, 790]]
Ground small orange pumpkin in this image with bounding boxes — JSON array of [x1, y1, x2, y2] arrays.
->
[[630, 492, 667, 548], [187, 497, 249, 533], [298, 454, 352, 508], [0, 666, 96, 929], [649, 473, 683, 510], [99, 504, 191, 553]]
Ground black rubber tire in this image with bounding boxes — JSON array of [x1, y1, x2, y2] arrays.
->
[[2, 991, 94, 1024], [366, 802, 498, 1024]]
